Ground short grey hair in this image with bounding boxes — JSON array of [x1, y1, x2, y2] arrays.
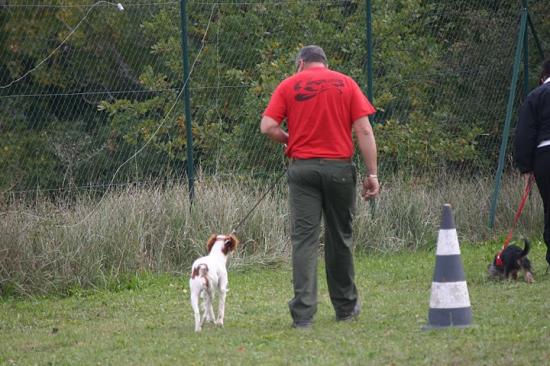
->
[[295, 45, 328, 67]]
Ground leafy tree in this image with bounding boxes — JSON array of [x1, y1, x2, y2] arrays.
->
[[1, 0, 548, 195]]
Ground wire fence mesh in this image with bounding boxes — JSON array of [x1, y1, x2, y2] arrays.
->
[[0, 0, 548, 200]]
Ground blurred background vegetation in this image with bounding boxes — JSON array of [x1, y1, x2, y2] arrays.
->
[[1, 0, 548, 197]]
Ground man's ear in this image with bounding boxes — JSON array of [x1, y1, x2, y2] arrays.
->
[[296, 59, 304, 73]]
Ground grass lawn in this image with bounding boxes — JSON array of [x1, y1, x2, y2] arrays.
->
[[1, 242, 550, 365]]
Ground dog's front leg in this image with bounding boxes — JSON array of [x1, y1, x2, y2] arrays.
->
[[216, 288, 227, 326], [216, 276, 228, 326]]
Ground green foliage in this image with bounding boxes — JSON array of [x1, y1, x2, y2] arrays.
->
[[375, 114, 485, 172], [0, 127, 63, 192], [0, 1, 164, 192], [1, 0, 549, 194]]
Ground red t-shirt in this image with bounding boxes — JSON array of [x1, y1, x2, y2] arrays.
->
[[263, 67, 375, 159]]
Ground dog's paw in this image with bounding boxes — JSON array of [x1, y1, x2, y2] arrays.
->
[[215, 319, 224, 327], [525, 272, 535, 283], [200, 315, 212, 326]]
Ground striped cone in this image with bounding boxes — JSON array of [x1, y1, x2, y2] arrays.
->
[[423, 204, 472, 330]]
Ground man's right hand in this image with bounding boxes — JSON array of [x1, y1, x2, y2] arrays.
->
[[260, 116, 289, 144]]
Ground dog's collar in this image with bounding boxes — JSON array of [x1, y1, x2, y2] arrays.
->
[[216, 235, 232, 246], [495, 252, 504, 267]]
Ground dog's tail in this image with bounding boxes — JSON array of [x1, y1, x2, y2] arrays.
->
[[191, 263, 209, 288], [521, 239, 531, 257]]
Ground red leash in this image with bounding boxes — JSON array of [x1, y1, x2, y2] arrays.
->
[[495, 174, 535, 266]]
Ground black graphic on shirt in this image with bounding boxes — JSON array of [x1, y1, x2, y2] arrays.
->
[[293, 78, 345, 102]]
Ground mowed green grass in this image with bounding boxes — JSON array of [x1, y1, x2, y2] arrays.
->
[[1, 243, 550, 365]]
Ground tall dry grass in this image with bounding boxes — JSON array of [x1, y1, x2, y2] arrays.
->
[[0, 172, 543, 296], [354, 173, 543, 253]]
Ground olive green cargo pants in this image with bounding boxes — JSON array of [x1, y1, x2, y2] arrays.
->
[[287, 158, 358, 322]]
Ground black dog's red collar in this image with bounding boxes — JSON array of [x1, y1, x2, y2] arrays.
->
[[495, 251, 504, 267]]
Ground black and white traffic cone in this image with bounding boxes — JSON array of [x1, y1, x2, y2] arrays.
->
[[423, 204, 472, 330]]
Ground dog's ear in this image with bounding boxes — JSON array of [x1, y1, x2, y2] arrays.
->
[[223, 234, 239, 254], [206, 234, 217, 253]]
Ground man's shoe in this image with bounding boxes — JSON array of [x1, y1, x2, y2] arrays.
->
[[336, 303, 360, 322], [291, 320, 312, 329]]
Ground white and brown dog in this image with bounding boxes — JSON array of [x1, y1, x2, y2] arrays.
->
[[189, 234, 239, 332]]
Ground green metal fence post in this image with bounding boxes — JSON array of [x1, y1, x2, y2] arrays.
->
[[365, 0, 376, 216], [488, 9, 528, 229], [366, 0, 373, 102], [528, 14, 546, 60], [179, 0, 195, 201]]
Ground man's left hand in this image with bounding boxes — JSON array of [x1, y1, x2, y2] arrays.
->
[[362, 176, 380, 201]]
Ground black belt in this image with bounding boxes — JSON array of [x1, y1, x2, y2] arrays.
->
[[289, 157, 352, 163]]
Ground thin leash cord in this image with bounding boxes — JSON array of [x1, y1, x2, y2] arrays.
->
[[230, 169, 286, 235], [500, 174, 535, 252]]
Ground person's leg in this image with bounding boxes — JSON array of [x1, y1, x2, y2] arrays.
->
[[320, 161, 358, 319], [287, 161, 322, 323], [534, 147, 550, 266]]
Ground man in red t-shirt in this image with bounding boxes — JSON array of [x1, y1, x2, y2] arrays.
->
[[260, 45, 379, 329]]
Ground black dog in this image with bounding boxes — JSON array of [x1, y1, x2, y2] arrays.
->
[[488, 239, 534, 283]]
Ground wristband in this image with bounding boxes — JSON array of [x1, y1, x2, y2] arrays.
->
[[367, 174, 378, 178]]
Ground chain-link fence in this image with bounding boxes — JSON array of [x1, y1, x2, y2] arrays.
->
[[0, 0, 548, 199]]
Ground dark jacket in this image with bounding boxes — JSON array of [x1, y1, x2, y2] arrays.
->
[[514, 81, 550, 173]]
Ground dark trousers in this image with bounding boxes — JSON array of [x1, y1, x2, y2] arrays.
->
[[287, 159, 358, 322], [534, 146, 550, 264]]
